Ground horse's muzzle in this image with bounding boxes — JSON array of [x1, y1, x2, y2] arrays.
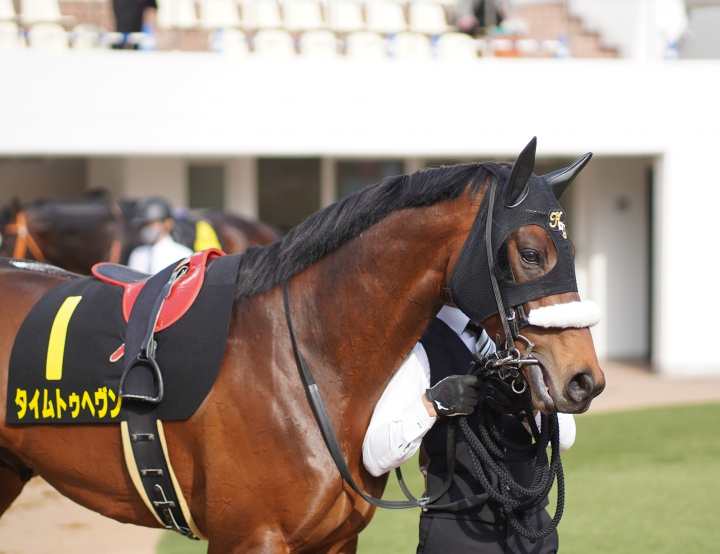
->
[[566, 369, 603, 405]]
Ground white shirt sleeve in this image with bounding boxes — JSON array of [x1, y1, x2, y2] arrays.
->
[[524, 412, 576, 452], [556, 413, 576, 451], [362, 343, 436, 477], [361, 319, 578, 478]]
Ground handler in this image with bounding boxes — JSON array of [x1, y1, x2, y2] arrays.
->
[[128, 197, 193, 274], [363, 305, 576, 554]]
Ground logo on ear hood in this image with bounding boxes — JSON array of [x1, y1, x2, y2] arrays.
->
[[548, 210, 567, 239], [448, 138, 592, 324]]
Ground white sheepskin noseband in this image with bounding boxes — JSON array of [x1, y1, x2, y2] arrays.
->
[[527, 301, 601, 329]]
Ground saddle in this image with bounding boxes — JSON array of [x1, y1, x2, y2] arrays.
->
[[93, 248, 225, 330]]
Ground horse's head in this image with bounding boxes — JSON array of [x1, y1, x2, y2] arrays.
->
[[482, 225, 605, 415], [449, 138, 605, 415]]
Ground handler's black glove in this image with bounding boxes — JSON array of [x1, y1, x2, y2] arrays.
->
[[425, 375, 480, 417], [485, 375, 528, 415]]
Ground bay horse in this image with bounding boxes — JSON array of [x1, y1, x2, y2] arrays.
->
[[0, 152, 605, 552], [0, 194, 124, 275]]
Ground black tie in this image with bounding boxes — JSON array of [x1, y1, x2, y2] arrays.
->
[[464, 321, 484, 336]]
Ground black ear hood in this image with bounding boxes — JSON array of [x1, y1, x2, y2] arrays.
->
[[448, 141, 591, 324]]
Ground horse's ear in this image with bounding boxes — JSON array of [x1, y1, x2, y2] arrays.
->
[[503, 137, 536, 207], [542, 153, 593, 199]]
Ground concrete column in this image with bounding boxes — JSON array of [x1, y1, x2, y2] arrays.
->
[[320, 157, 336, 209], [88, 157, 186, 208], [573, 157, 650, 361], [652, 146, 720, 376], [87, 158, 125, 198], [226, 157, 258, 219], [123, 158, 187, 208], [405, 158, 425, 175]]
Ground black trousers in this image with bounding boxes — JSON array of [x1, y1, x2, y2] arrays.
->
[[417, 513, 558, 554], [112, 0, 156, 33]]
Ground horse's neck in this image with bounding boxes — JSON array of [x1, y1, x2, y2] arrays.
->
[[290, 191, 480, 426]]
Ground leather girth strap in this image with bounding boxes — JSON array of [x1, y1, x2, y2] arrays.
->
[[119, 260, 205, 540]]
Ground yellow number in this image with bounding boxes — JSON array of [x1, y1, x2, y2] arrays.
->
[[46, 296, 83, 381]]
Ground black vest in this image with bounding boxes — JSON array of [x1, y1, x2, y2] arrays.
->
[[420, 318, 548, 522]]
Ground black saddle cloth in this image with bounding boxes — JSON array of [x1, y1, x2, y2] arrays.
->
[[6, 254, 241, 424]]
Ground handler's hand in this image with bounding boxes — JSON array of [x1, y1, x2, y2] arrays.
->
[[485, 375, 527, 415], [425, 375, 480, 417]]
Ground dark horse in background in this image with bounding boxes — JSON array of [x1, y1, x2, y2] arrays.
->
[[0, 194, 124, 275], [1, 196, 280, 275], [0, 149, 604, 552]]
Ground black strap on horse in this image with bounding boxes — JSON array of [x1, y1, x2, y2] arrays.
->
[[119, 261, 200, 539], [283, 281, 468, 510]]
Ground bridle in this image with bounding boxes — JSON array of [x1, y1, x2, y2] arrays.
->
[[282, 179, 564, 539], [2, 210, 45, 261]]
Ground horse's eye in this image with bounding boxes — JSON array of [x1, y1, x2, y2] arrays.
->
[[521, 250, 538, 264]]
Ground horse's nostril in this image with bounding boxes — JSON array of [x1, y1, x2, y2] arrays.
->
[[566, 371, 595, 403]]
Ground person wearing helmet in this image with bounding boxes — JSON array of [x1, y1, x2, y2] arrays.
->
[[128, 197, 193, 274]]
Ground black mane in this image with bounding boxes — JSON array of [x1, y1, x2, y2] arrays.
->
[[235, 162, 508, 299]]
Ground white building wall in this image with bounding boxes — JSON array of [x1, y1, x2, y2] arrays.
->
[[1, 54, 720, 375], [573, 158, 650, 360]]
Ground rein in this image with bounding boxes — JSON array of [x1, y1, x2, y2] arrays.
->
[[282, 180, 566, 538], [4, 211, 44, 261]]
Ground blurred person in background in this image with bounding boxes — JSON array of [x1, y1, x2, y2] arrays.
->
[[112, 0, 156, 49], [128, 197, 193, 274], [363, 305, 575, 554], [457, 0, 510, 36]]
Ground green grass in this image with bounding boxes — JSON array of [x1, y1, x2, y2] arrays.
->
[[158, 403, 720, 554]]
